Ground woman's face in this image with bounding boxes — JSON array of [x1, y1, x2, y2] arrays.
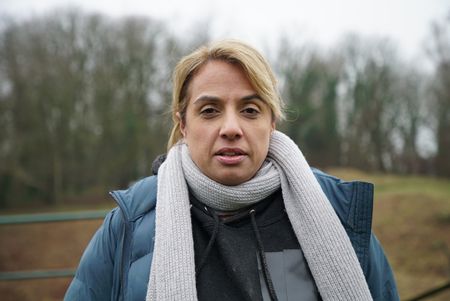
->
[[178, 60, 275, 185]]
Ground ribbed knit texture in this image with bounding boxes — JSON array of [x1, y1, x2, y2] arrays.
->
[[146, 131, 373, 301], [183, 152, 280, 211], [268, 131, 372, 301], [147, 143, 197, 300]]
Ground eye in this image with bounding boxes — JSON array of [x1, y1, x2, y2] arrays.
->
[[241, 106, 260, 117], [200, 106, 219, 118]]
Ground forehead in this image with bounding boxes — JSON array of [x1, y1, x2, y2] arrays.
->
[[188, 60, 255, 97]]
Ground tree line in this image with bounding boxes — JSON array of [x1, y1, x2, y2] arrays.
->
[[0, 9, 449, 207]]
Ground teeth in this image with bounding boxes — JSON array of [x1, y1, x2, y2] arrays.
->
[[223, 152, 237, 156]]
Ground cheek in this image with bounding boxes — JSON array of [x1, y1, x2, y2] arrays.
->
[[257, 127, 273, 155], [185, 123, 214, 149]]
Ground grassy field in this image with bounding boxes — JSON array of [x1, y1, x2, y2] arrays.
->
[[1, 168, 450, 300]]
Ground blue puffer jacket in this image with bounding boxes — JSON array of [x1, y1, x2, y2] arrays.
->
[[64, 169, 399, 301]]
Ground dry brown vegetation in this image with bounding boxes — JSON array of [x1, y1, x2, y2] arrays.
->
[[0, 220, 105, 301], [1, 168, 450, 300], [328, 168, 450, 301]]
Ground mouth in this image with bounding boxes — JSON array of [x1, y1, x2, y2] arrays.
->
[[215, 148, 246, 165], [215, 148, 246, 156]]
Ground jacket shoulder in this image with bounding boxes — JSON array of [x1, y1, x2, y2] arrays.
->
[[66, 176, 158, 300], [312, 168, 374, 278], [109, 175, 158, 222], [312, 168, 374, 233]]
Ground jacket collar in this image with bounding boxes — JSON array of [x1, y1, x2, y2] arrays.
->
[[110, 175, 157, 222]]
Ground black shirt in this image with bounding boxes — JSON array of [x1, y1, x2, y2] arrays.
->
[[191, 189, 322, 301]]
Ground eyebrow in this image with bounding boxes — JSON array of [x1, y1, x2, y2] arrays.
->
[[193, 93, 262, 104], [241, 94, 262, 102]]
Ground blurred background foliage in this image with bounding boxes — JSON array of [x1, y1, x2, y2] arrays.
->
[[0, 8, 449, 208]]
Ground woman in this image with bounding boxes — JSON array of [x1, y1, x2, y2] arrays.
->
[[65, 40, 399, 301]]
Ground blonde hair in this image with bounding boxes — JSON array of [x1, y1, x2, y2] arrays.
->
[[167, 39, 284, 150]]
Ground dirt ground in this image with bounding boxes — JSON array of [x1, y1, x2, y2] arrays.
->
[[372, 194, 450, 301], [0, 220, 103, 301]]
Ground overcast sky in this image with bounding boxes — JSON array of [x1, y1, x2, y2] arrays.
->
[[1, 0, 449, 64]]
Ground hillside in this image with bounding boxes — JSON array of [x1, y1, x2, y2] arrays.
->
[[327, 168, 450, 300]]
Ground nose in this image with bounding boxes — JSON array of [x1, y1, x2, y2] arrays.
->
[[219, 112, 243, 140]]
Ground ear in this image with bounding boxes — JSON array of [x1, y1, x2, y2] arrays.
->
[[271, 120, 276, 133], [176, 112, 186, 137]]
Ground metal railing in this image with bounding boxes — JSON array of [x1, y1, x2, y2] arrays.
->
[[0, 210, 110, 225], [0, 209, 109, 281], [404, 281, 450, 301]]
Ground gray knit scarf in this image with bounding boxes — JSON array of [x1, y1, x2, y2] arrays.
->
[[146, 131, 373, 301]]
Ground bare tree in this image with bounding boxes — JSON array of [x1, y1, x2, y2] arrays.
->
[[337, 35, 400, 172], [276, 39, 342, 167], [429, 12, 450, 177], [0, 9, 184, 206]]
